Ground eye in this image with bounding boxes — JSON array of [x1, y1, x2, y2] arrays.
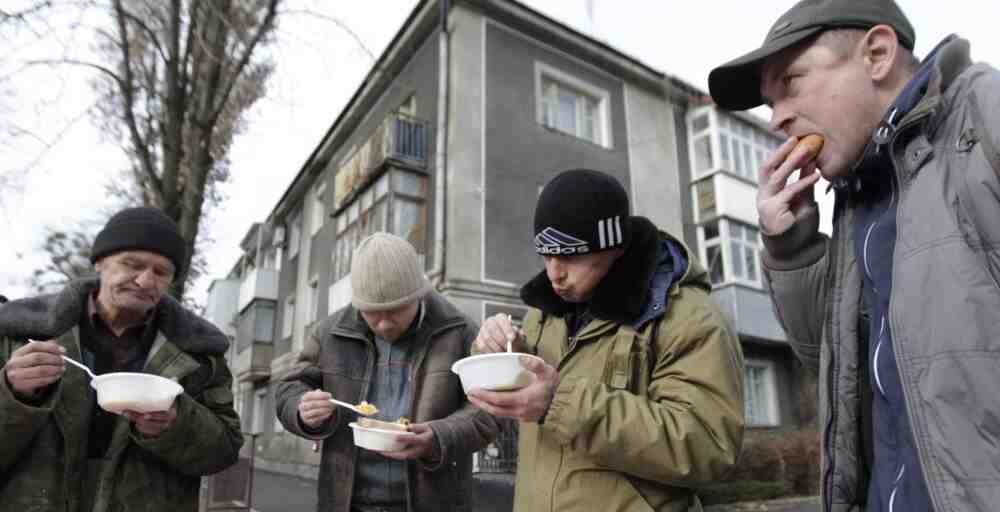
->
[[783, 74, 802, 93]]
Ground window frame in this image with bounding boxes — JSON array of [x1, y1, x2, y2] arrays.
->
[[534, 61, 612, 148], [281, 295, 295, 340], [330, 169, 428, 283], [310, 180, 327, 237], [698, 217, 762, 288], [744, 358, 780, 427], [686, 107, 782, 181], [287, 210, 302, 259]]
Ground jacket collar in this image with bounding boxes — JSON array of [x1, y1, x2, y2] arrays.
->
[[0, 278, 229, 355], [331, 290, 465, 342], [520, 216, 703, 327]]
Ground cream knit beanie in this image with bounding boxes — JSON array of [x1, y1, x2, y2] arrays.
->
[[351, 232, 431, 312]]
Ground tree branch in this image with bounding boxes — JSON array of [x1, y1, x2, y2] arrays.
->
[[207, 0, 278, 124], [279, 7, 375, 61], [112, 0, 163, 200]]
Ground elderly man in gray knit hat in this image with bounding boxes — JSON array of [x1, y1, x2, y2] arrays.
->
[[0, 206, 242, 512], [277, 232, 500, 512]]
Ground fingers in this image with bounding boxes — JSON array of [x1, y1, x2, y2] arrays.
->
[[775, 168, 821, 205], [519, 356, 552, 378], [299, 393, 335, 427], [760, 137, 819, 197], [758, 137, 798, 191], [125, 409, 176, 437], [474, 314, 516, 353], [5, 342, 66, 394], [302, 389, 332, 402]]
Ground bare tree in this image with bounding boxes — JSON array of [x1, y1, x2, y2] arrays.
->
[[28, 224, 97, 294], [3, 0, 281, 299]]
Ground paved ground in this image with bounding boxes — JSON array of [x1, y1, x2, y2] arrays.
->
[[705, 496, 820, 512], [245, 470, 515, 512], [239, 470, 816, 512]]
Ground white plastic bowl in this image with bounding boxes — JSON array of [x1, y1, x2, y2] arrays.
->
[[349, 422, 408, 452], [90, 372, 184, 415], [451, 353, 543, 392]]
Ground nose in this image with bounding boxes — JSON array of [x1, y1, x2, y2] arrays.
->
[[768, 101, 794, 134], [134, 268, 158, 288], [544, 257, 566, 284]]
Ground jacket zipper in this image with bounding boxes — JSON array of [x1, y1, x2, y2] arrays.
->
[[884, 112, 946, 512], [822, 195, 844, 512]]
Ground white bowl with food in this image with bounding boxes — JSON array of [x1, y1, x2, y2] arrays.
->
[[451, 353, 543, 392], [90, 372, 184, 415], [349, 418, 411, 452]]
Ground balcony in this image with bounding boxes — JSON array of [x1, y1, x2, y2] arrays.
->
[[233, 301, 275, 382], [334, 112, 429, 209], [238, 267, 278, 313]]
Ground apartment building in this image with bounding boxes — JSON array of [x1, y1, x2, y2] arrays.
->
[[207, 0, 814, 479]]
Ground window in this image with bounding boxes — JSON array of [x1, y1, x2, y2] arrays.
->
[[332, 170, 427, 282], [252, 388, 267, 434], [311, 181, 327, 237], [700, 219, 761, 287], [729, 222, 760, 283], [307, 277, 319, 326], [745, 360, 779, 427], [535, 62, 611, 147], [687, 109, 782, 180], [719, 115, 778, 180], [287, 211, 302, 259], [282, 296, 295, 339]]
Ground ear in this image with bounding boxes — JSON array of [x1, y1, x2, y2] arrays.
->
[[861, 24, 899, 82]]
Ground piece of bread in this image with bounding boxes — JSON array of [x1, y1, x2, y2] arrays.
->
[[794, 134, 824, 160], [358, 417, 411, 431]]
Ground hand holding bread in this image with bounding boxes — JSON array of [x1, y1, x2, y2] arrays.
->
[[756, 135, 824, 237]]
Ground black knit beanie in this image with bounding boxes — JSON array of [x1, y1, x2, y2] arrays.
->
[[533, 169, 631, 255], [91, 207, 187, 273]]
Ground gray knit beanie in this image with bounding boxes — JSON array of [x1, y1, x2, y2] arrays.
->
[[351, 232, 431, 312]]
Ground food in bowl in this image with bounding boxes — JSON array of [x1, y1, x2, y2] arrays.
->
[[358, 417, 411, 431], [91, 372, 184, 415], [350, 418, 412, 452], [355, 401, 379, 416], [451, 352, 544, 392]]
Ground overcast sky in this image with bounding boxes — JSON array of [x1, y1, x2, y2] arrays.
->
[[2, 0, 998, 304]]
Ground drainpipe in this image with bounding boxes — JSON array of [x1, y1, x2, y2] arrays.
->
[[431, 0, 449, 285]]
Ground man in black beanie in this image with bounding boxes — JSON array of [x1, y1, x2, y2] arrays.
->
[[468, 169, 746, 511], [0, 206, 242, 511]]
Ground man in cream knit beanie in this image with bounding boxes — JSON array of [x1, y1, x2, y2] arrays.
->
[[351, 232, 432, 313], [277, 232, 499, 511]]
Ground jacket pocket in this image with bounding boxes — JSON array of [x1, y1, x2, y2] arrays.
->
[[953, 147, 1000, 291], [601, 326, 651, 395], [916, 352, 1000, 499]]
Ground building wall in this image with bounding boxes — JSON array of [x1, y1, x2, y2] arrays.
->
[[481, 20, 630, 288], [272, 20, 441, 362], [624, 83, 683, 236]]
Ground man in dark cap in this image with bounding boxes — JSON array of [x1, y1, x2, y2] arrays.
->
[[0, 206, 242, 511], [709, 1, 1000, 511], [469, 169, 745, 511]]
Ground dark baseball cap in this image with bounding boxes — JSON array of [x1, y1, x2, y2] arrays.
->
[[709, 0, 915, 111]]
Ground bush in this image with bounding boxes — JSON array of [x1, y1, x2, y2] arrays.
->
[[699, 480, 790, 505], [778, 429, 821, 495], [727, 437, 785, 482]]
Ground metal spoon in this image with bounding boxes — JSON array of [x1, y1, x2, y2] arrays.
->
[[328, 398, 378, 416]]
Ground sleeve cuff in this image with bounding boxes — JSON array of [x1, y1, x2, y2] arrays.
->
[[761, 208, 828, 271]]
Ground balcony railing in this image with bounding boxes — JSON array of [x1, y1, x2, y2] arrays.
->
[[334, 112, 429, 209], [238, 268, 278, 313]]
